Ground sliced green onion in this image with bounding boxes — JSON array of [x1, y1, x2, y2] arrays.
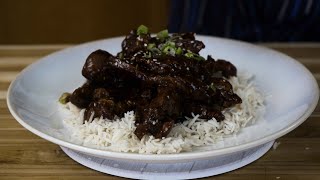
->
[[137, 25, 148, 35], [118, 52, 123, 59], [143, 51, 152, 58], [160, 41, 175, 51], [147, 43, 156, 50], [193, 54, 206, 61], [176, 47, 182, 55], [161, 41, 177, 56], [59, 92, 71, 104], [150, 47, 161, 54], [184, 50, 205, 61], [163, 46, 176, 55], [185, 50, 194, 58], [167, 41, 175, 47], [210, 83, 216, 92], [157, 29, 169, 41]]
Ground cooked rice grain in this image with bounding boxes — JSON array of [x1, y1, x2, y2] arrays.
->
[[60, 72, 265, 154]]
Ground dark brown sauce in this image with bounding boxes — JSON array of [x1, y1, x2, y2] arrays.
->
[[65, 27, 242, 139]]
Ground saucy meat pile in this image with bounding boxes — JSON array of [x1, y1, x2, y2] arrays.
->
[[60, 25, 242, 139]]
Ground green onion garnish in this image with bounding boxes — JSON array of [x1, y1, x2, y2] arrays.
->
[[147, 43, 156, 50], [185, 50, 194, 58], [193, 54, 206, 61], [176, 47, 182, 55], [210, 83, 216, 92], [184, 50, 205, 61], [137, 25, 149, 35], [163, 46, 176, 55], [118, 52, 123, 59], [59, 92, 71, 104], [157, 29, 169, 41], [160, 41, 175, 51], [143, 51, 152, 58]]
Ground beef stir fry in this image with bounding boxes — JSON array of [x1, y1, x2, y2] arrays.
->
[[59, 25, 242, 139]]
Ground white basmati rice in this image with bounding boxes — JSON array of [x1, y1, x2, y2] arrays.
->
[[60, 72, 265, 154]]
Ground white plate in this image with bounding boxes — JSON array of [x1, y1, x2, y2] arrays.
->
[[60, 141, 274, 179], [7, 36, 319, 163]]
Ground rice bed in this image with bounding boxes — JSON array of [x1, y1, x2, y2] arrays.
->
[[60, 72, 265, 154]]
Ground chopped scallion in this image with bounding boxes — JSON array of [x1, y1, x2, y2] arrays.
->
[[147, 43, 156, 50], [118, 52, 123, 59], [143, 51, 152, 58], [176, 47, 182, 55], [163, 46, 176, 55], [160, 41, 175, 51], [184, 50, 205, 61], [59, 92, 71, 104], [210, 83, 216, 92], [193, 54, 206, 61], [157, 29, 169, 41], [137, 25, 148, 35], [185, 50, 194, 58]]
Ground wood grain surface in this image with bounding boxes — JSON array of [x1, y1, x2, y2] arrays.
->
[[0, 44, 319, 180]]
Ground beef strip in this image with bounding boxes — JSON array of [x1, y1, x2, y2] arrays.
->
[[69, 85, 94, 108], [84, 98, 116, 120], [135, 82, 183, 138], [68, 28, 242, 139], [121, 30, 150, 57], [82, 49, 148, 85]]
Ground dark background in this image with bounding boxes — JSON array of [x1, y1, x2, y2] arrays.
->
[[1, 0, 319, 44], [0, 0, 169, 44]]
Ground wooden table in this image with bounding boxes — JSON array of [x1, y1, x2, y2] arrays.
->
[[0, 44, 319, 180]]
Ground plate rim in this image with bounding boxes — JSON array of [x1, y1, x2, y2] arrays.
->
[[6, 35, 320, 162]]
